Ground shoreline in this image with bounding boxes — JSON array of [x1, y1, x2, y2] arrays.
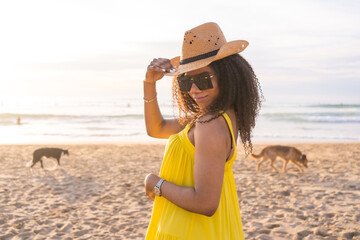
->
[[1, 140, 359, 146], [0, 143, 359, 239]]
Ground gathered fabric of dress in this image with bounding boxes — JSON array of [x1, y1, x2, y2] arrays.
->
[[145, 113, 244, 240]]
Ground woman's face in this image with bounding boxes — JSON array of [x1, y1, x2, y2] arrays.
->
[[184, 65, 219, 110]]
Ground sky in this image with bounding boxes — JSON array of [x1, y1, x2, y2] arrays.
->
[[0, 0, 359, 103]]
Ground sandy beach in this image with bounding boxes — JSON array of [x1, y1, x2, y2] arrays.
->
[[0, 142, 359, 240]]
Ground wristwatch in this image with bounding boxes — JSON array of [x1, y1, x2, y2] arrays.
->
[[153, 178, 165, 197]]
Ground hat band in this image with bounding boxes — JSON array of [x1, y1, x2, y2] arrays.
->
[[180, 49, 219, 65]]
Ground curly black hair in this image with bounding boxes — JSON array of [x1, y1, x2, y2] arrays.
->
[[172, 54, 263, 153]]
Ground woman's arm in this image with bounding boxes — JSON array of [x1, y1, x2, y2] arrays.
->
[[145, 116, 230, 216], [144, 58, 183, 138]]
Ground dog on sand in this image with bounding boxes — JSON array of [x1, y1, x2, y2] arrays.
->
[[26, 148, 69, 169], [249, 145, 308, 173]]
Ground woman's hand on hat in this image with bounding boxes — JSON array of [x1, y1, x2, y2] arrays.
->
[[145, 58, 175, 83]]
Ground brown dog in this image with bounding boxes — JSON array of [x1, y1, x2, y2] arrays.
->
[[250, 145, 308, 173]]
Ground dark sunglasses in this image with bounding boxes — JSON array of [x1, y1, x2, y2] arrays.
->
[[177, 72, 215, 92]]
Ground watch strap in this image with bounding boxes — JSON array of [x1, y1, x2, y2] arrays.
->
[[154, 178, 165, 196]]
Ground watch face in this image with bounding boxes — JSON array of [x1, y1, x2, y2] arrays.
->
[[154, 187, 160, 196]]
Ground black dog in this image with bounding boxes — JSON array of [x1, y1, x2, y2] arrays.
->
[[27, 148, 69, 169]]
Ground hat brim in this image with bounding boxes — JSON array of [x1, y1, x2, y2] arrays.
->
[[165, 40, 249, 76]]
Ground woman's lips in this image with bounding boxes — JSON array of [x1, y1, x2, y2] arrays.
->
[[193, 95, 207, 102]]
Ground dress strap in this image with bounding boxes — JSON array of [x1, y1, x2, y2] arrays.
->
[[221, 112, 236, 162]]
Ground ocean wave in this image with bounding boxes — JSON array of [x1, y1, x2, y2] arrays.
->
[[307, 103, 360, 108], [2, 112, 359, 124], [254, 133, 360, 141], [0, 112, 176, 119], [304, 116, 360, 123], [261, 112, 360, 123], [41, 132, 142, 137], [0, 112, 145, 119], [263, 103, 360, 109]]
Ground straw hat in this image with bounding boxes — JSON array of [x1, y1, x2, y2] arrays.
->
[[165, 22, 249, 76]]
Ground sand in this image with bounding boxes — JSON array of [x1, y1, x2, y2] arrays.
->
[[0, 143, 359, 240]]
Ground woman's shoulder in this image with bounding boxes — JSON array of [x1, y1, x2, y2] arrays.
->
[[192, 113, 229, 149], [195, 113, 228, 135]]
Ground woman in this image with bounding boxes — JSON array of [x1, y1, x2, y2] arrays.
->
[[143, 22, 262, 239]]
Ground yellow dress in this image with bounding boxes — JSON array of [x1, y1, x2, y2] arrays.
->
[[145, 113, 244, 240]]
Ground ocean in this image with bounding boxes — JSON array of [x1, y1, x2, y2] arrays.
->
[[0, 95, 359, 144]]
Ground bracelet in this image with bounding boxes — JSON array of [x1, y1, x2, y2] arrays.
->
[[144, 93, 157, 103]]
